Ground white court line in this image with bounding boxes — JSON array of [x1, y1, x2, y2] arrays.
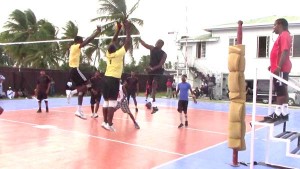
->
[[0, 118, 184, 157], [50, 109, 228, 135], [152, 125, 269, 169]]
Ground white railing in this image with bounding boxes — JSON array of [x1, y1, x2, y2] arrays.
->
[[250, 68, 300, 169]]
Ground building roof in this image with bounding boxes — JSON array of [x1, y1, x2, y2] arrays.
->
[[178, 33, 219, 43], [204, 16, 300, 31]]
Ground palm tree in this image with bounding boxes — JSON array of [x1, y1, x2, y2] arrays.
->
[[0, 9, 39, 67], [91, 0, 143, 53], [0, 9, 60, 69]]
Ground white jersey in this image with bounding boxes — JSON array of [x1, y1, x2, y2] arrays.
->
[[117, 84, 124, 101]]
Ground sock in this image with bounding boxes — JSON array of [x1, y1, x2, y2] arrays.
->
[[179, 113, 183, 124], [149, 98, 153, 103], [77, 105, 82, 112], [281, 104, 289, 116], [274, 105, 281, 116], [152, 101, 156, 107]]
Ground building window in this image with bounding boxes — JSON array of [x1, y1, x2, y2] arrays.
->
[[257, 36, 270, 58], [229, 37, 237, 46], [197, 42, 206, 58], [292, 35, 300, 57]]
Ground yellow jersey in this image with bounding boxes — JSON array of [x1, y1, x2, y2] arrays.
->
[[105, 46, 126, 78], [69, 44, 81, 68]]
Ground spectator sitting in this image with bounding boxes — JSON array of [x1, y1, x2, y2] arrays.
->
[[6, 87, 15, 99]]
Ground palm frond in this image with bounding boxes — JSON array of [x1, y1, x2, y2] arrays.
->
[[91, 14, 124, 22], [128, 18, 143, 26], [62, 21, 78, 38], [127, 0, 140, 17], [24, 9, 37, 31], [7, 9, 28, 31], [98, 0, 125, 16]]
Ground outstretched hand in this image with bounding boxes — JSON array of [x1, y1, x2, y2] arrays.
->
[[116, 21, 122, 30], [123, 20, 130, 30]]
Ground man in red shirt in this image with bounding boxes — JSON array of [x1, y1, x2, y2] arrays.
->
[[264, 18, 292, 122]]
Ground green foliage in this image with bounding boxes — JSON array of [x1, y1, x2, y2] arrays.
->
[[98, 58, 107, 73], [123, 55, 150, 73], [0, 47, 14, 66], [0, 9, 61, 69], [92, 0, 143, 54], [0, 0, 143, 70]]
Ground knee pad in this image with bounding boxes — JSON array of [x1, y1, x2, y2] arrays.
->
[[78, 92, 83, 96], [108, 100, 118, 107], [103, 101, 109, 108], [44, 99, 48, 102]]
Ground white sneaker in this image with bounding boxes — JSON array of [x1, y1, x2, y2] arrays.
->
[[101, 122, 109, 130], [91, 113, 98, 118], [75, 111, 87, 119], [109, 125, 116, 132]]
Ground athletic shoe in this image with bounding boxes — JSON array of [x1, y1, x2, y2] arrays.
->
[[134, 122, 140, 129], [91, 113, 99, 118], [135, 108, 138, 112], [261, 113, 279, 123], [109, 125, 116, 132], [101, 122, 109, 130], [146, 102, 152, 109], [46, 108, 49, 113], [185, 121, 188, 127], [178, 123, 184, 128], [151, 107, 158, 114], [75, 111, 87, 120], [37, 109, 42, 113]]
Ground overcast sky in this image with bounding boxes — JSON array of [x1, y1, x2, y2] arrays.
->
[[1, 0, 300, 63]]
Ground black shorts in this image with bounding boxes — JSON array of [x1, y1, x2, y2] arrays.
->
[[127, 90, 136, 98], [70, 68, 87, 87], [148, 70, 163, 87], [102, 76, 120, 100], [90, 93, 102, 104], [37, 91, 48, 101], [273, 72, 289, 97], [172, 88, 176, 91], [177, 100, 188, 113]]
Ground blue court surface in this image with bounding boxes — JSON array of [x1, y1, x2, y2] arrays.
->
[[1, 97, 300, 169]]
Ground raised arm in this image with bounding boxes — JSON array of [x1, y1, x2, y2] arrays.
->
[[139, 38, 154, 50], [79, 26, 101, 48], [111, 22, 122, 44], [123, 20, 131, 51]]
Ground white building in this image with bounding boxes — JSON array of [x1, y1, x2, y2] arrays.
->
[[177, 16, 300, 99]]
